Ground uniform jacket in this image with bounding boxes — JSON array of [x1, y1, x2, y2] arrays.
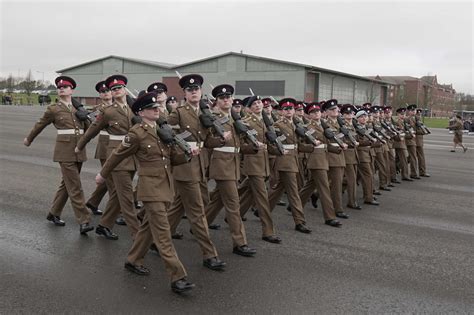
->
[[26, 100, 88, 162], [341, 120, 359, 165], [205, 111, 240, 181], [167, 103, 210, 182], [393, 118, 407, 150], [404, 117, 417, 146], [92, 102, 109, 160], [100, 122, 188, 202], [325, 118, 346, 167], [77, 101, 137, 171], [355, 125, 373, 163], [273, 117, 313, 173], [304, 119, 329, 170]]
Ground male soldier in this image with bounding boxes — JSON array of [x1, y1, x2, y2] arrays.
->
[[96, 92, 195, 293], [24, 76, 94, 234], [204, 85, 257, 256], [238, 95, 282, 243], [355, 110, 380, 205], [75, 75, 140, 240], [232, 98, 244, 117], [405, 104, 420, 179], [394, 108, 413, 181], [323, 100, 350, 219], [383, 106, 399, 184], [146, 82, 169, 119], [340, 104, 361, 210], [415, 108, 430, 177], [371, 106, 391, 191], [166, 96, 179, 114], [84, 80, 112, 216], [166, 74, 225, 271], [293, 101, 308, 189], [298, 102, 342, 227], [268, 98, 314, 233]]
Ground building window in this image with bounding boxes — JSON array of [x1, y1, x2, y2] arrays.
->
[[235, 80, 285, 96]]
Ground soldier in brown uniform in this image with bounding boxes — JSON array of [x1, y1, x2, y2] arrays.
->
[[415, 109, 431, 176], [95, 92, 195, 293], [449, 115, 468, 152], [298, 103, 342, 227], [371, 106, 392, 191], [323, 100, 350, 219], [76, 75, 140, 240], [294, 101, 308, 189], [24, 76, 94, 234], [146, 82, 169, 120], [238, 96, 282, 243], [355, 110, 380, 205], [268, 98, 314, 233], [340, 105, 361, 210], [405, 104, 420, 179], [394, 108, 413, 181], [166, 74, 225, 271], [166, 96, 179, 115], [84, 80, 112, 216], [204, 85, 257, 256], [383, 106, 399, 184]]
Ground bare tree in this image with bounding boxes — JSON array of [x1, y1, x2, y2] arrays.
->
[[6, 74, 15, 94], [20, 69, 37, 104]]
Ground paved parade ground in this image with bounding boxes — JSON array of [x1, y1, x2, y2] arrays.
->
[[1, 106, 473, 314]]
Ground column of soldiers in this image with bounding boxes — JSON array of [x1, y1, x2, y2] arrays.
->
[[24, 73, 432, 294]]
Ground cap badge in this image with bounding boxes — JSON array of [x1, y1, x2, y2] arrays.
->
[[152, 97, 156, 102], [222, 88, 226, 92], [154, 85, 157, 90], [190, 78, 194, 84]]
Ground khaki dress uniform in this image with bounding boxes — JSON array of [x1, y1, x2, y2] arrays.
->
[[76, 101, 140, 238], [342, 121, 359, 207], [100, 122, 188, 283], [452, 118, 464, 144], [25, 100, 91, 224], [372, 119, 389, 188], [238, 113, 279, 237], [204, 112, 248, 247], [385, 118, 398, 182], [394, 119, 410, 179], [415, 120, 428, 176], [86, 102, 109, 209], [405, 117, 419, 177], [355, 125, 376, 202], [268, 118, 313, 225], [166, 103, 218, 260], [298, 120, 338, 221], [325, 118, 347, 215]]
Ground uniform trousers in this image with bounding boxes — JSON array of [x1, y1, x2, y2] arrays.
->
[[205, 180, 247, 247], [126, 201, 187, 282], [374, 151, 388, 188], [268, 171, 306, 225], [100, 170, 139, 238], [167, 180, 217, 259], [386, 149, 397, 182], [344, 164, 358, 207], [327, 166, 345, 214], [50, 162, 90, 224], [416, 146, 427, 175], [358, 162, 374, 202], [86, 159, 107, 208], [395, 148, 410, 179], [407, 145, 419, 177], [299, 169, 337, 221], [239, 175, 275, 237]]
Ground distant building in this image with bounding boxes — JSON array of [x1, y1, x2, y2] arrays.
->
[[57, 52, 393, 106]]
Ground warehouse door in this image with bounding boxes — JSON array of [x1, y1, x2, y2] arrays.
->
[[162, 76, 183, 101]]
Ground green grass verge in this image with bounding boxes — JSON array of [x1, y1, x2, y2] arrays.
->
[[0, 92, 58, 105], [422, 117, 449, 128]]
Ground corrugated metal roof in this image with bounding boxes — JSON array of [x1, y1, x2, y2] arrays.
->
[[57, 55, 176, 72]]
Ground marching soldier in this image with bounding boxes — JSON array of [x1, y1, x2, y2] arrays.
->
[[323, 99, 350, 219], [204, 85, 257, 256], [95, 92, 196, 293], [394, 108, 413, 181], [166, 74, 225, 271], [340, 104, 361, 210], [294, 101, 308, 189], [24, 76, 94, 234], [268, 98, 314, 233], [84, 80, 112, 216], [355, 110, 380, 206], [75, 75, 140, 240], [371, 106, 392, 191], [405, 104, 420, 179], [415, 109, 431, 176], [146, 82, 169, 119], [383, 106, 399, 184], [238, 96, 282, 243], [166, 96, 179, 114], [298, 102, 342, 227], [449, 114, 468, 153]]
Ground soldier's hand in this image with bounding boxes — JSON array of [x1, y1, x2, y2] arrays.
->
[[191, 148, 200, 156], [223, 131, 232, 140], [342, 143, 348, 150], [257, 141, 266, 150], [23, 138, 31, 147], [74, 146, 81, 154], [314, 140, 322, 147], [95, 173, 106, 185], [283, 149, 289, 155]]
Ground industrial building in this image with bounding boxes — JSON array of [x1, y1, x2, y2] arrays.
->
[[57, 52, 393, 105]]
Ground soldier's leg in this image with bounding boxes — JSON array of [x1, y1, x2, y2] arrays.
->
[[114, 171, 139, 238], [205, 186, 224, 225], [50, 177, 69, 218], [417, 146, 426, 175], [299, 175, 316, 208], [216, 180, 247, 247], [58, 162, 91, 224], [407, 145, 418, 177], [399, 149, 410, 179], [86, 159, 108, 209], [98, 175, 119, 228], [238, 178, 252, 217], [168, 193, 185, 234], [389, 149, 397, 181], [268, 173, 286, 211], [312, 169, 337, 221], [358, 162, 374, 202], [328, 166, 344, 214], [173, 180, 218, 259], [247, 176, 275, 237], [280, 171, 306, 225], [375, 152, 388, 188], [344, 164, 358, 207]]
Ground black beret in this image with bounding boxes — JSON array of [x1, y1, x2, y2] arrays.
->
[[341, 104, 356, 114], [396, 107, 407, 113], [95, 81, 108, 93], [179, 74, 203, 89], [322, 99, 338, 111], [212, 84, 234, 98], [146, 82, 168, 93], [407, 104, 417, 111], [131, 92, 159, 114], [166, 96, 177, 104], [244, 95, 262, 107], [233, 99, 243, 106]]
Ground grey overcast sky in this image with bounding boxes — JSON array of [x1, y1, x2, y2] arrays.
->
[[1, 0, 472, 93]]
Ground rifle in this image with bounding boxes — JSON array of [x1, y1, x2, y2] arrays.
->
[[373, 122, 391, 140], [156, 117, 193, 161], [367, 126, 387, 144], [415, 116, 431, 134], [352, 118, 377, 143], [293, 117, 319, 146], [71, 98, 99, 122], [198, 99, 226, 139], [262, 111, 285, 155], [381, 120, 400, 136], [320, 119, 345, 148], [231, 109, 259, 148], [336, 116, 358, 147]]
